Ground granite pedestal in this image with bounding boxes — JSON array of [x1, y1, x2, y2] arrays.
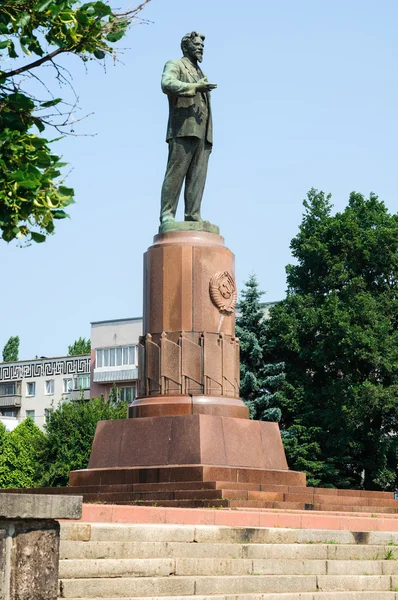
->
[[69, 229, 305, 504]]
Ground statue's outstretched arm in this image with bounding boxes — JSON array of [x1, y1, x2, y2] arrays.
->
[[161, 61, 197, 98]]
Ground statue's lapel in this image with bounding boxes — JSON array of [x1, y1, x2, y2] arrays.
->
[[181, 57, 202, 83]]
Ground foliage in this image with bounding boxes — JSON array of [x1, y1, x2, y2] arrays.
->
[[68, 336, 91, 355], [0, 423, 9, 485], [2, 335, 19, 362], [0, 0, 151, 244], [236, 274, 285, 422], [266, 189, 398, 489], [0, 419, 46, 488], [40, 396, 127, 486]]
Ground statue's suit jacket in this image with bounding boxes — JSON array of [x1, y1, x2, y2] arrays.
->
[[161, 56, 213, 145]]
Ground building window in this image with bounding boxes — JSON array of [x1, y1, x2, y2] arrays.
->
[[63, 378, 73, 393], [117, 347, 123, 365], [0, 409, 18, 417], [110, 348, 116, 367], [118, 384, 137, 404], [26, 410, 35, 420], [96, 346, 137, 368], [44, 409, 52, 421], [129, 346, 136, 365], [0, 383, 16, 396], [45, 380, 54, 395], [26, 382, 36, 397], [74, 374, 90, 390]]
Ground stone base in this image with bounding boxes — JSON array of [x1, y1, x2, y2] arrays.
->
[[85, 414, 289, 471], [69, 464, 306, 489], [67, 414, 306, 505], [130, 395, 248, 419]]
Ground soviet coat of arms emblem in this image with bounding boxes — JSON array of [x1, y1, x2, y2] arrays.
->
[[209, 271, 237, 314]]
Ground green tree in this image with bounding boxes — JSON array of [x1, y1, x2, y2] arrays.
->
[[0, 423, 9, 486], [2, 335, 19, 362], [0, 0, 151, 244], [0, 418, 45, 488], [236, 274, 285, 422], [40, 396, 127, 486], [68, 336, 91, 355], [267, 189, 398, 489]]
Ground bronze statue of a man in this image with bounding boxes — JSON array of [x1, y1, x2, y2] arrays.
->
[[160, 31, 217, 225]]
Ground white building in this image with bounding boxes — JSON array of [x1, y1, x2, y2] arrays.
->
[[0, 355, 90, 430], [90, 317, 142, 402]]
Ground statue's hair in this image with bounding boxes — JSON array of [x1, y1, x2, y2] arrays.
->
[[181, 31, 205, 54]]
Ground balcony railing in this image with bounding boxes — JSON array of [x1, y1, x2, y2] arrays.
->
[[0, 395, 22, 408], [62, 389, 90, 402], [93, 366, 138, 383]]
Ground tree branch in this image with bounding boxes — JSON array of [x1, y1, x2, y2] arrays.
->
[[3, 47, 67, 80]]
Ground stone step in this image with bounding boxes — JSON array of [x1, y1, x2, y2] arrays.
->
[[81, 495, 398, 512], [72, 482, 398, 509], [58, 594, 398, 600], [87, 489, 283, 502], [84, 495, 232, 507], [283, 493, 398, 508], [63, 480, 398, 502], [59, 523, 398, 546], [60, 540, 398, 560], [59, 557, 398, 578], [227, 500, 398, 513], [58, 574, 397, 597]]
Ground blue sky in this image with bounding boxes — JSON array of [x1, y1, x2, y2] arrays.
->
[[1, 0, 398, 360]]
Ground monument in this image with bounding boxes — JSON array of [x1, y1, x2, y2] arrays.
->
[[70, 32, 305, 501], [160, 31, 216, 228]]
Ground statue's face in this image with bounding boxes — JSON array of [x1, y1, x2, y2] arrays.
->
[[187, 36, 204, 63]]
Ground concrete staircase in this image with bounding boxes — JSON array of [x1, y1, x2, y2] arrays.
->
[[8, 480, 398, 514], [76, 482, 398, 513], [58, 522, 398, 599]]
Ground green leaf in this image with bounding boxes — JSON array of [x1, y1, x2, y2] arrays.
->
[[15, 14, 31, 29], [40, 98, 62, 108], [91, 2, 112, 17], [52, 209, 69, 219], [7, 41, 18, 59], [0, 40, 9, 50], [17, 179, 40, 190], [31, 232, 46, 243], [58, 185, 74, 197], [61, 197, 75, 207], [35, 0, 53, 12], [106, 31, 125, 43], [20, 41, 31, 55], [32, 118, 45, 133], [93, 50, 105, 59]]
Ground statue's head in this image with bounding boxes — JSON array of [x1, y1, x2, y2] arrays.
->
[[181, 31, 205, 63]]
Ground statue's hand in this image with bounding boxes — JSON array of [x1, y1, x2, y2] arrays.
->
[[195, 77, 217, 93]]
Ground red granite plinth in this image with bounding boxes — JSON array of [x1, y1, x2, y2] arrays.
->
[[70, 464, 306, 489], [85, 414, 288, 471], [69, 413, 306, 495]]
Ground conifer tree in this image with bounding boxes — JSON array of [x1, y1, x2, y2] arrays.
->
[[236, 275, 285, 421]]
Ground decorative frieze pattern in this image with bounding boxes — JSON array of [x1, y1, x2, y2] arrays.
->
[[138, 331, 240, 398], [0, 357, 90, 382]]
